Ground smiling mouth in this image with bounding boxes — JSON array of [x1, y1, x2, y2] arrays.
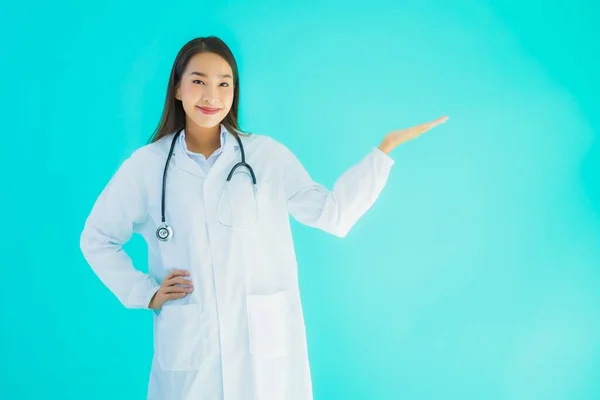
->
[[196, 106, 221, 115]]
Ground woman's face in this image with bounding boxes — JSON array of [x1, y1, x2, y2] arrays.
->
[[175, 52, 235, 129]]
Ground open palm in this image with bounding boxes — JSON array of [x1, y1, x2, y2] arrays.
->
[[379, 116, 449, 153]]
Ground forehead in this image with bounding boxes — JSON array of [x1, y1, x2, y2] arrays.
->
[[185, 52, 233, 76]]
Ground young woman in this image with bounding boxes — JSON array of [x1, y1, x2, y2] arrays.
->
[[80, 36, 448, 400]]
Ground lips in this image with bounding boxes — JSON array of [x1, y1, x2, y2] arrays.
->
[[196, 106, 221, 115]]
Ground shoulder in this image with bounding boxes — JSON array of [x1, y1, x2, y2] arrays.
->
[[110, 134, 173, 185], [239, 132, 273, 147], [132, 134, 173, 162], [241, 131, 293, 156], [123, 134, 173, 169]]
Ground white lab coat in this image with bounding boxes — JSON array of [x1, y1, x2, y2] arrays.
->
[[80, 127, 395, 400]]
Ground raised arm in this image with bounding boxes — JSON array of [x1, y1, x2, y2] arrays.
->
[[280, 116, 448, 237], [281, 143, 394, 237]]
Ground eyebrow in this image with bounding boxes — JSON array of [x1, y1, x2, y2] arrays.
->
[[189, 71, 233, 79]]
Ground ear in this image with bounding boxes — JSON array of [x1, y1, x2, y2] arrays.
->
[[175, 85, 181, 100]]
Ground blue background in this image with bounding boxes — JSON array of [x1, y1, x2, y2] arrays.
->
[[1, 0, 599, 399]]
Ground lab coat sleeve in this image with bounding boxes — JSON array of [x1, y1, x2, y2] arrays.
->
[[80, 153, 160, 310], [280, 143, 395, 237]]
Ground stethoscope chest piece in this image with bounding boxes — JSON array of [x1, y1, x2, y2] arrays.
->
[[156, 223, 173, 242]]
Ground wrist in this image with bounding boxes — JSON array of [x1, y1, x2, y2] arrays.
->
[[378, 137, 394, 154], [148, 288, 160, 310]]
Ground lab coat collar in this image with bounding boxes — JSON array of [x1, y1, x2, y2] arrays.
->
[[169, 124, 240, 177], [179, 124, 233, 158]]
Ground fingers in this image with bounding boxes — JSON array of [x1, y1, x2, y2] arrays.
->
[[150, 270, 195, 308], [410, 116, 449, 138], [165, 292, 189, 300], [165, 285, 193, 294], [164, 270, 193, 287], [161, 269, 194, 297], [157, 283, 192, 303], [166, 276, 194, 287], [165, 269, 190, 280], [424, 116, 449, 130], [163, 276, 193, 296]]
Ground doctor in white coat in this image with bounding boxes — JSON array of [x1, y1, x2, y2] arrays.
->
[[80, 35, 448, 400]]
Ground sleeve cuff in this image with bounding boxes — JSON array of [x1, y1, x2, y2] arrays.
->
[[372, 147, 395, 168], [146, 285, 161, 314]]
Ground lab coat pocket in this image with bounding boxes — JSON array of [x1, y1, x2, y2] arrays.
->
[[155, 303, 204, 371], [217, 179, 273, 230], [246, 290, 291, 359]]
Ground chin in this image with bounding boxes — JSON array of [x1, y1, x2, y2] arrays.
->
[[191, 115, 225, 129]]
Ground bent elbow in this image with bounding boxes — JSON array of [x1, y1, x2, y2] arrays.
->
[[79, 222, 98, 259], [316, 214, 353, 238], [331, 223, 352, 238], [79, 222, 110, 264], [79, 226, 91, 258]]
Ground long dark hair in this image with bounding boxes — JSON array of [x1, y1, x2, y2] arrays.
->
[[148, 36, 248, 143]]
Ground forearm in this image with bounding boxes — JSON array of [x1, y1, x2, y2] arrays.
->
[[287, 147, 395, 237], [377, 136, 394, 154], [80, 224, 160, 309]]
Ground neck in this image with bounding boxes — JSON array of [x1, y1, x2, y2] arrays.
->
[[184, 120, 221, 156]]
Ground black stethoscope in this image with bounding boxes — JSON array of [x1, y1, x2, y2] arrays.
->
[[156, 127, 257, 242]]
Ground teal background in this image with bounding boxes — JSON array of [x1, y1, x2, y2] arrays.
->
[[1, 0, 599, 399]]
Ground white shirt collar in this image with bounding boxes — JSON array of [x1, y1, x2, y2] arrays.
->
[[179, 124, 228, 157]]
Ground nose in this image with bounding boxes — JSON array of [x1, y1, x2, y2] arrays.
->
[[202, 87, 219, 105]]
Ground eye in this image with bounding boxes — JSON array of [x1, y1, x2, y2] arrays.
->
[[192, 80, 205, 85], [219, 82, 230, 87]]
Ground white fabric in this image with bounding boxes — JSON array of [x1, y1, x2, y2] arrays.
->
[[80, 125, 395, 400], [180, 126, 228, 174]]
